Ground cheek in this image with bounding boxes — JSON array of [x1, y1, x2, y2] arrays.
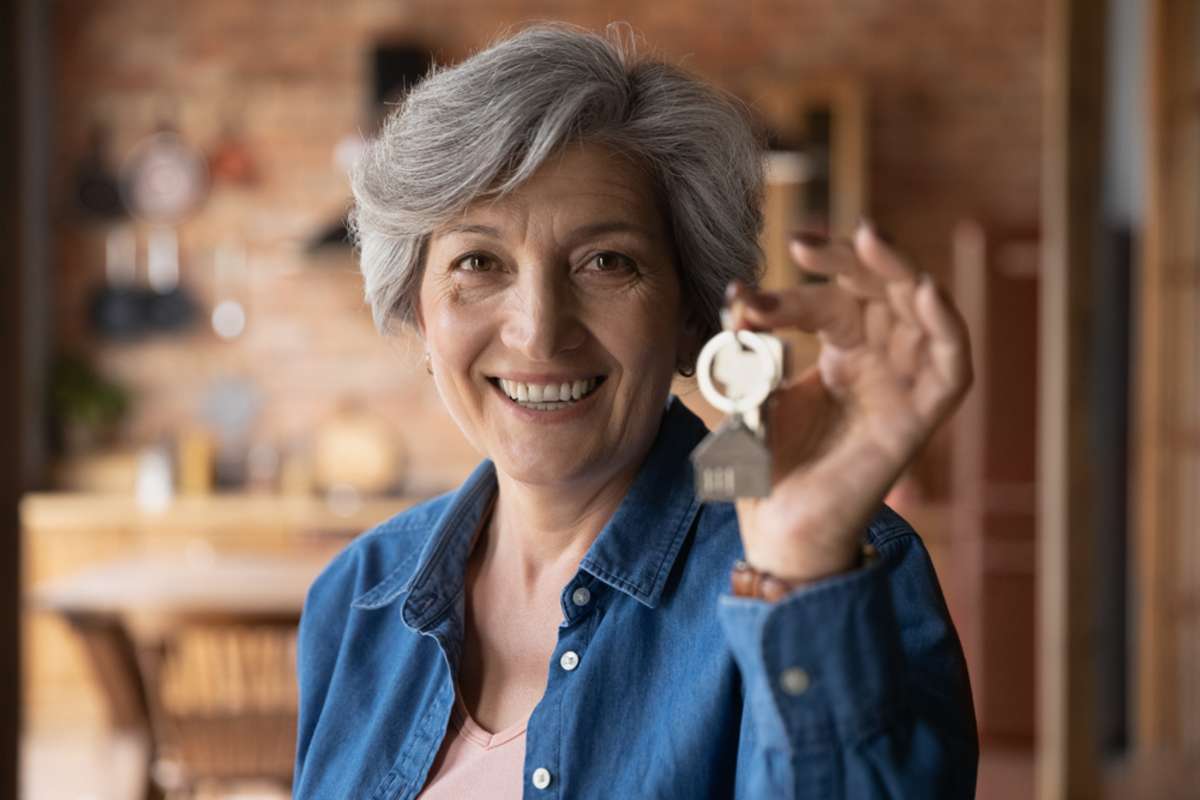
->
[[421, 283, 494, 397], [424, 303, 495, 454], [429, 310, 491, 382], [601, 287, 683, 383]]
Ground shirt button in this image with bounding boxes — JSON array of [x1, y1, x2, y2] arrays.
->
[[532, 767, 552, 789], [559, 650, 580, 671], [571, 586, 591, 606], [780, 667, 810, 696]]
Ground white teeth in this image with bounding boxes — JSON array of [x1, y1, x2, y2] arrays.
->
[[497, 377, 601, 407]]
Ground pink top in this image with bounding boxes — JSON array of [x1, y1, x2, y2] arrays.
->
[[417, 692, 528, 799]]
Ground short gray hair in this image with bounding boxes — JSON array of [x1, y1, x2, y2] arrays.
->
[[350, 23, 764, 342]]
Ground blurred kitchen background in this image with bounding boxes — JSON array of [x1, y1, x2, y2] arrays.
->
[[1, 0, 1196, 798]]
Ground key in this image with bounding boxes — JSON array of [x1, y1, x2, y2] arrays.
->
[[690, 329, 785, 501]]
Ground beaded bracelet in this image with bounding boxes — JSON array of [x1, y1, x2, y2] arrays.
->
[[730, 543, 879, 603]]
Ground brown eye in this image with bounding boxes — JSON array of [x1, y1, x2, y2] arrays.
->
[[456, 253, 493, 272], [589, 252, 635, 273]]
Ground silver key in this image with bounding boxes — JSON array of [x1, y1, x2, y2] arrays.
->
[[690, 329, 785, 501]]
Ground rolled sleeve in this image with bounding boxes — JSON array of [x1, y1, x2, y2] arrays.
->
[[718, 518, 978, 798], [718, 552, 898, 750]]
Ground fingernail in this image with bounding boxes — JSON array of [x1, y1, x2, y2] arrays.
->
[[791, 231, 829, 248]]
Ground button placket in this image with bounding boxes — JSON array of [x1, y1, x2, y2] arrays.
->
[[529, 583, 597, 799]]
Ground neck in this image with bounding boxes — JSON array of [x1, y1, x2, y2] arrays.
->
[[476, 459, 643, 596]]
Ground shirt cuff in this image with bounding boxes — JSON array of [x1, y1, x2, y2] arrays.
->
[[717, 549, 902, 751]]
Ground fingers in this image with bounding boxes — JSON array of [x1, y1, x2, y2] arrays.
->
[[853, 222, 916, 282], [888, 319, 925, 378], [732, 280, 864, 349], [789, 223, 919, 301], [863, 301, 893, 350], [912, 274, 973, 417], [733, 221, 973, 415], [789, 235, 886, 299]]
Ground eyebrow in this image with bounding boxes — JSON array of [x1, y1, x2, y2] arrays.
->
[[437, 220, 656, 240]]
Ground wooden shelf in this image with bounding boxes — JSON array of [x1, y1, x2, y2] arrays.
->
[[20, 491, 429, 540]]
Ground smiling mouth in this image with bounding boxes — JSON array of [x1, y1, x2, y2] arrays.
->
[[488, 376, 607, 410]]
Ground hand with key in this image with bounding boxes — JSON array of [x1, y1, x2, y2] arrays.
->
[[725, 222, 973, 584]]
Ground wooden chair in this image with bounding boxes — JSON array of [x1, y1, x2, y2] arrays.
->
[[133, 613, 299, 799]]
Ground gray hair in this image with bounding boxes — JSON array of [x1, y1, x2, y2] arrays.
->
[[349, 22, 764, 344]]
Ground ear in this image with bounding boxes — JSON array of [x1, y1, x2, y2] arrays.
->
[[675, 312, 704, 374]]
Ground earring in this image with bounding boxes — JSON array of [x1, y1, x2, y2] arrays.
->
[[424, 352, 433, 374]]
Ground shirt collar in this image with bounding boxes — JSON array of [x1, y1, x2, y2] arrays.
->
[[351, 396, 710, 627], [577, 396, 708, 607]]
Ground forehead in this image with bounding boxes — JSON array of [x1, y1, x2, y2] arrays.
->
[[446, 143, 664, 232]]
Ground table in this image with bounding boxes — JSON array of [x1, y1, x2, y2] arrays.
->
[[32, 552, 333, 800]]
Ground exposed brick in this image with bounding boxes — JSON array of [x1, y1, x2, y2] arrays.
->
[[52, 0, 1045, 497]]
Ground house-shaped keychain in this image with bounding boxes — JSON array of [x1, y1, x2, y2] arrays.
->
[[690, 416, 772, 501]]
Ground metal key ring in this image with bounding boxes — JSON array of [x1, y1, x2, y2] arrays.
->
[[695, 330, 778, 414]]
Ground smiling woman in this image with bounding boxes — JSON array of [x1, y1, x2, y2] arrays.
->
[[294, 23, 979, 800], [420, 144, 685, 491]]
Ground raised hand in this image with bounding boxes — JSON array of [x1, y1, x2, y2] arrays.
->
[[729, 222, 973, 583]]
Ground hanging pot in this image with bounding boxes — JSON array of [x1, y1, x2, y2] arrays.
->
[[118, 124, 206, 335], [121, 127, 209, 224]]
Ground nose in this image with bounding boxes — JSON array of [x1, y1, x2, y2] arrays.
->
[[499, 265, 585, 361]]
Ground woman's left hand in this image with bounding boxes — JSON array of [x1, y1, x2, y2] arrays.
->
[[728, 222, 973, 584]]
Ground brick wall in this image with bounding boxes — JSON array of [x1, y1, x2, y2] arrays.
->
[[50, 0, 1044, 495]]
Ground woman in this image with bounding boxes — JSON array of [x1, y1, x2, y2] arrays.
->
[[294, 23, 978, 800]]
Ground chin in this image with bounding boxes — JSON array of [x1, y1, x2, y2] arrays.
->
[[494, 445, 605, 487]]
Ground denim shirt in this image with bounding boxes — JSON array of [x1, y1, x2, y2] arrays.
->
[[293, 398, 978, 799]]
